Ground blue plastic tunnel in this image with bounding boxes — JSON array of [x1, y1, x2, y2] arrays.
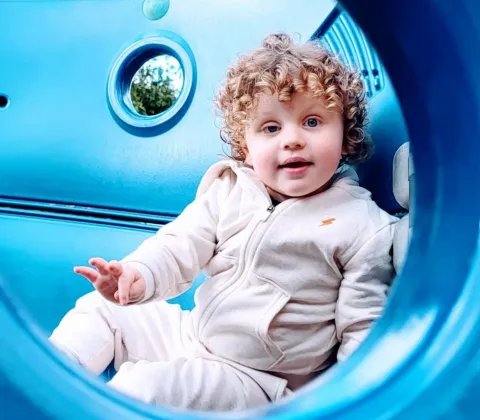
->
[[0, 0, 479, 419]]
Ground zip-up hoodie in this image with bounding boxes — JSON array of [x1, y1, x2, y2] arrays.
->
[[123, 160, 397, 397]]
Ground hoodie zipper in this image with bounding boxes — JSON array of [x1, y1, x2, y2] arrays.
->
[[197, 204, 275, 335], [260, 204, 275, 221]]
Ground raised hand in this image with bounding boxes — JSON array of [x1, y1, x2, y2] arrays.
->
[[73, 258, 146, 305]]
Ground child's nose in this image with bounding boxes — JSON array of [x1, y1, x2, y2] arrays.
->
[[281, 128, 306, 149]]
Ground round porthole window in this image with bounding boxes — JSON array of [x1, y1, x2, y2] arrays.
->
[[107, 31, 196, 136], [129, 54, 184, 117]]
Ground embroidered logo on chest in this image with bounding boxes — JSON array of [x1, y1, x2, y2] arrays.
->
[[319, 218, 336, 226]]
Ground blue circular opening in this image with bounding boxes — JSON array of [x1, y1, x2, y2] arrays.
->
[[107, 31, 196, 137], [0, 94, 10, 109]]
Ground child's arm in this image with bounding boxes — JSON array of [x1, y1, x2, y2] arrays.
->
[[119, 169, 232, 303], [335, 223, 396, 362]]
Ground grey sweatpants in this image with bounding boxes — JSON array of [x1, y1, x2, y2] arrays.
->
[[50, 291, 269, 411]]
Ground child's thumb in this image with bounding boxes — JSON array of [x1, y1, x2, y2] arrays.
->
[[117, 273, 135, 305]]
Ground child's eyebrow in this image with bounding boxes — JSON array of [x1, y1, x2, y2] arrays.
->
[[250, 112, 276, 122], [302, 104, 337, 117], [301, 101, 328, 112]]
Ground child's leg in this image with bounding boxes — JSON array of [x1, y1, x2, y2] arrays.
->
[[108, 357, 269, 411], [49, 291, 190, 375]]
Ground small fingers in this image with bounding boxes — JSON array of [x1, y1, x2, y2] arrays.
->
[[73, 266, 100, 283], [108, 260, 123, 276], [89, 257, 110, 275]]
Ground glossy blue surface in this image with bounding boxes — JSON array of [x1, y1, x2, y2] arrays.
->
[[0, 0, 334, 216], [0, 0, 479, 419]]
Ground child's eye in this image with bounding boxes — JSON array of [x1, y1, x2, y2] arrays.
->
[[262, 125, 280, 134], [304, 117, 320, 128]]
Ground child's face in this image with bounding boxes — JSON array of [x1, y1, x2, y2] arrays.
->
[[244, 91, 344, 199]]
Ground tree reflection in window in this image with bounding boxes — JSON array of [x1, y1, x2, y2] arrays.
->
[[130, 54, 183, 116]]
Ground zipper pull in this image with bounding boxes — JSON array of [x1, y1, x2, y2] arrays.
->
[[260, 204, 275, 222]]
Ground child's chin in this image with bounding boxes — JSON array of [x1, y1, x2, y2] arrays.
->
[[280, 188, 314, 199], [283, 184, 328, 198]]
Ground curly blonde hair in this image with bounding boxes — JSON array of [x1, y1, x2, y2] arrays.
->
[[214, 32, 372, 164]]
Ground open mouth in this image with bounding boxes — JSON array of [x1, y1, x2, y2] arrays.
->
[[279, 161, 313, 169]]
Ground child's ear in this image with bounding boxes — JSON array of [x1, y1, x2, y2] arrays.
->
[[243, 146, 252, 165]]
